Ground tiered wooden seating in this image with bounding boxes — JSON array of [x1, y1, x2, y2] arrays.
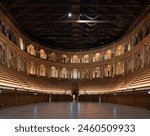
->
[[1, 63, 150, 94], [128, 66, 150, 88], [0, 64, 72, 93], [79, 78, 114, 93], [107, 75, 125, 92], [0, 64, 29, 89], [79, 66, 150, 93], [120, 69, 142, 90]]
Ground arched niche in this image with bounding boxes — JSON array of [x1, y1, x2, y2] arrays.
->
[[93, 67, 101, 78], [116, 61, 124, 75], [39, 49, 47, 59], [27, 44, 36, 56], [116, 45, 124, 56], [104, 50, 112, 60], [0, 42, 5, 63], [40, 64, 46, 76], [50, 52, 56, 61], [104, 65, 112, 77], [71, 55, 80, 63], [61, 68, 68, 78], [19, 37, 24, 50], [29, 61, 36, 75], [50, 66, 58, 78], [93, 53, 100, 62], [83, 55, 89, 63], [82, 68, 90, 79], [62, 55, 68, 63]]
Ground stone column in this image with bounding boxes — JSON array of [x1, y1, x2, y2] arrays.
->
[[36, 63, 40, 77], [13, 52, 17, 69], [113, 62, 116, 77], [58, 67, 61, 79], [68, 68, 71, 79], [112, 47, 116, 58], [101, 65, 104, 79], [16, 54, 19, 72], [124, 59, 127, 74], [49, 66, 51, 78], [90, 53, 93, 63], [90, 68, 93, 79], [101, 51, 104, 61], [131, 54, 135, 72], [5, 44, 9, 67], [77, 68, 80, 79], [68, 53, 71, 63], [80, 55, 83, 63], [141, 45, 146, 68], [26, 58, 29, 75], [36, 46, 39, 58], [80, 68, 82, 79], [46, 66, 50, 78]]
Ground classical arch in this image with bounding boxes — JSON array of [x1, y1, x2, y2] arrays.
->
[[126, 58, 132, 72], [19, 37, 24, 50], [27, 44, 36, 56], [93, 53, 100, 62], [104, 50, 112, 60], [72, 68, 78, 79], [50, 66, 58, 78], [83, 55, 89, 63], [82, 68, 90, 78], [40, 64, 46, 76], [93, 67, 101, 78], [8, 50, 16, 67], [71, 55, 80, 63], [135, 52, 142, 69], [116, 45, 124, 56], [50, 52, 56, 61], [29, 61, 36, 75], [131, 36, 136, 47], [105, 65, 112, 77], [39, 49, 47, 59], [127, 42, 131, 51], [116, 61, 124, 75], [61, 68, 68, 78], [62, 55, 68, 63]]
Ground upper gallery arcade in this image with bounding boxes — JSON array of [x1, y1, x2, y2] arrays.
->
[[0, 9, 150, 80]]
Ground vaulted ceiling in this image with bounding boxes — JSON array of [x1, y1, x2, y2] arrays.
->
[[1, 0, 150, 51]]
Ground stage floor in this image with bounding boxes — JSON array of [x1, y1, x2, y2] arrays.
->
[[0, 102, 150, 119]]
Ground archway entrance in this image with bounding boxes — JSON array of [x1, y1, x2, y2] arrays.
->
[[72, 89, 79, 102], [71, 79, 79, 102]]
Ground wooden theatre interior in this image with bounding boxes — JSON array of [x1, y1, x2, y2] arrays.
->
[[0, 0, 150, 109]]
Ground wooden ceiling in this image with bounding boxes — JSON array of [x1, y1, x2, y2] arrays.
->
[[1, 0, 150, 51]]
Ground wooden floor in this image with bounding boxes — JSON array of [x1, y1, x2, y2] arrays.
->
[[0, 102, 150, 119]]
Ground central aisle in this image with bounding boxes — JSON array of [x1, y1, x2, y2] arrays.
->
[[0, 102, 150, 119]]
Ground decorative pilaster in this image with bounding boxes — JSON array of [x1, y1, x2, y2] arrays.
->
[[113, 62, 116, 77], [141, 45, 146, 68], [131, 54, 135, 72]]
